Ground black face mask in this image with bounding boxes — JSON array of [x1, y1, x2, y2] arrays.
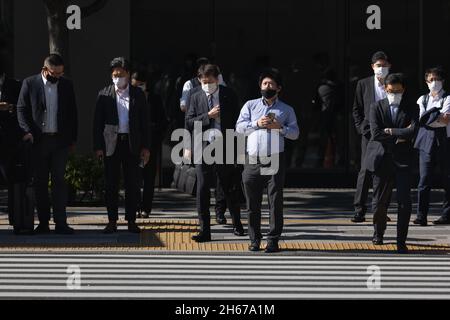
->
[[261, 89, 277, 99], [46, 74, 59, 84]]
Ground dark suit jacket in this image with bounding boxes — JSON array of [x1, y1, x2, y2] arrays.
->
[[185, 85, 240, 159], [16, 74, 78, 147], [0, 77, 23, 185], [352, 76, 376, 137], [93, 84, 150, 155], [0, 77, 23, 151], [414, 94, 448, 154], [364, 98, 419, 173]]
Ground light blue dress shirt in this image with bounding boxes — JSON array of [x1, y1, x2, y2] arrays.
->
[[236, 97, 299, 157]]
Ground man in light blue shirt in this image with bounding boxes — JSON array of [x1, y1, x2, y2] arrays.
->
[[236, 68, 299, 253]]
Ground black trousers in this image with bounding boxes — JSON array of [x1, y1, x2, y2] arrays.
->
[[33, 135, 69, 225], [195, 162, 243, 234], [104, 137, 139, 222], [140, 142, 161, 214], [214, 177, 227, 215], [372, 156, 412, 245], [354, 135, 374, 215], [242, 153, 286, 242], [417, 140, 450, 219]]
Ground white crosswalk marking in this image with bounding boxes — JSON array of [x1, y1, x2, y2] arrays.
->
[[0, 253, 450, 299]]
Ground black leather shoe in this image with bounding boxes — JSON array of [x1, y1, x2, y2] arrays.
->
[[372, 226, 385, 245], [386, 216, 391, 222], [141, 211, 150, 219], [128, 221, 141, 233], [233, 227, 245, 236], [103, 222, 117, 234], [265, 240, 280, 253], [34, 223, 51, 235], [55, 224, 74, 235], [433, 216, 450, 225], [192, 232, 211, 242], [413, 217, 428, 226], [372, 237, 384, 245], [351, 214, 366, 223], [215, 213, 227, 225], [397, 243, 409, 254], [248, 241, 261, 252]]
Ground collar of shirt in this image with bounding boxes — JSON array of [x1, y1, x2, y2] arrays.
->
[[41, 73, 56, 87], [429, 89, 445, 102], [374, 76, 385, 88], [115, 84, 130, 97], [262, 97, 278, 108], [205, 87, 220, 101]]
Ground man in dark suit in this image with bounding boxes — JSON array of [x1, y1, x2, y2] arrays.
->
[[185, 64, 244, 242], [413, 67, 450, 226], [352, 51, 392, 223], [16, 54, 78, 235], [93, 57, 150, 234], [181, 59, 229, 225], [364, 73, 418, 254], [131, 70, 168, 218], [0, 72, 23, 223]]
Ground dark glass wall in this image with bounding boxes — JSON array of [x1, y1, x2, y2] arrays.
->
[[130, 0, 449, 186]]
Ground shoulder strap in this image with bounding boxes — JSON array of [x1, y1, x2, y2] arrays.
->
[[190, 78, 201, 88], [440, 92, 449, 109], [422, 94, 429, 110]]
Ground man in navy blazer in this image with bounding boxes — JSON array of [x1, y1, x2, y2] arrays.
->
[[364, 73, 418, 254], [16, 54, 78, 235], [413, 67, 450, 226]]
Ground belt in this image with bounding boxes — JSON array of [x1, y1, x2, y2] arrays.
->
[[42, 132, 58, 136]]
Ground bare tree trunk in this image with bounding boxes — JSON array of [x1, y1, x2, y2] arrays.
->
[[42, 0, 109, 77], [43, 0, 70, 74]]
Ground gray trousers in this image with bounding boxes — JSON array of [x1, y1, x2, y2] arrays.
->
[[242, 153, 286, 242], [33, 135, 69, 225]]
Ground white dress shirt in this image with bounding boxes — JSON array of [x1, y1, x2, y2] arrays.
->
[[417, 90, 450, 137], [116, 85, 130, 134], [41, 74, 58, 133], [374, 76, 387, 102]]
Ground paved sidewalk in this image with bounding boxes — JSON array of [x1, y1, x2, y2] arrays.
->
[[0, 189, 449, 253]]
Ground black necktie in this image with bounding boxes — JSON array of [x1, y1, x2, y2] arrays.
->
[[208, 94, 215, 128]]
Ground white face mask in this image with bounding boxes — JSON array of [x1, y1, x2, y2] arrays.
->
[[201, 83, 218, 95], [112, 77, 128, 89], [374, 67, 390, 79], [428, 80, 443, 93], [387, 93, 403, 105]]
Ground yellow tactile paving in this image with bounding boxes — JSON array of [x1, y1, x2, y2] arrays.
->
[[0, 218, 449, 252]]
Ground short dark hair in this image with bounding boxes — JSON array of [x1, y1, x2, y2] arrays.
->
[[198, 64, 220, 79], [196, 57, 210, 68], [371, 51, 389, 64], [385, 73, 405, 87], [110, 57, 130, 73], [425, 66, 446, 81], [258, 68, 283, 87], [44, 53, 64, 67], [131, 70, 148, 82]]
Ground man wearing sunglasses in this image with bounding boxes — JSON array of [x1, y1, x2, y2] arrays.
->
[[17, 54, 78, 235]]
